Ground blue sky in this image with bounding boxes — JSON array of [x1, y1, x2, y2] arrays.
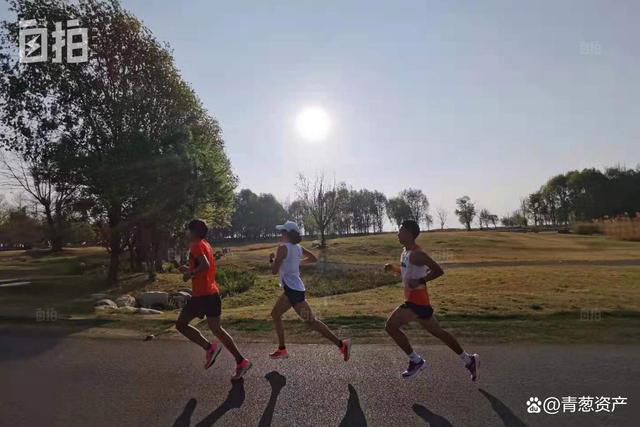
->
[[2, 1, 638, 227]]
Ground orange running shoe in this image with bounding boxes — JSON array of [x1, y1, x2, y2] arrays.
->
[[269, 348, 289, 359], [339, 338, 351, 361]]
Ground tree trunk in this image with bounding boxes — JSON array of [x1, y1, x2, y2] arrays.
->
[[320, 227, 326, 248], [107, 208, 122, 283]]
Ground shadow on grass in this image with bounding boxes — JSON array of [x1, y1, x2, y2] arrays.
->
[[224, 311, 640, 343]]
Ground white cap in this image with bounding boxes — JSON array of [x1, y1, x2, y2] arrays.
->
[[275, 220, 300, 233]]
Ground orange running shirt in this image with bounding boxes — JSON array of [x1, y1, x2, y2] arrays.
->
[[400, 244, 431, 306], [189, 239, 219, 296]]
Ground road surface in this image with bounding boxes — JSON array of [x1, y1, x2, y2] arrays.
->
[[1, 331, 638, 426]]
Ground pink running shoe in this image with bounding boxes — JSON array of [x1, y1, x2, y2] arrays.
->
[[204, 342, 222, 369], [232, 359, 253, 380], [269, 348, 289, 360], [339, 338, 351, 362]]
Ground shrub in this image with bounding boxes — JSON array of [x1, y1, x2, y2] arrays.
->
[[216, 266, 256, 297], [601, 216, 640, 241], [571, 222, 602, 235]]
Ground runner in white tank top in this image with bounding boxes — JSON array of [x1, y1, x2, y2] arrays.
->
[[278, 242, 305, 291], [383, 219, 479, 381], [268, 221, 351, 361]]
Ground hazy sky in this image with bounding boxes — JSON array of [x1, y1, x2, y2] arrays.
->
[[1, 1, 638, 227]]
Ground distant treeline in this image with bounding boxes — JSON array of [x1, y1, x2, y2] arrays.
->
[[211, 186, 431, 240], [503, 166, 640, 227]]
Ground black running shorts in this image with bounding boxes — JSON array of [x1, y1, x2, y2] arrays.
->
[[283, 284, 306, 305], [181, 293, 222, 319], [400, 301, 434, 319]]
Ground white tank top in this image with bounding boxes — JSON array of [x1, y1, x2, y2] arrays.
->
[[279, 243, 305, 291], [401, 246, 430, 285]]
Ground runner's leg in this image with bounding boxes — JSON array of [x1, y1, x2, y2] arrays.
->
[[417, 315, 463, 354], [207, 316, 244, 363], [385, 306, 418, 355], [176, 309, 210, 350], [270, 294, 292, 348], [293, 301, 342, 347]]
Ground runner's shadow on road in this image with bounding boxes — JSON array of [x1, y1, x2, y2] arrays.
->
[[172, 379, 245, 427], [258, 370, 286, 427], [412, 404, 454, 427], [339, 384, 367, 427], [478, 389, 527, 427], [195, 379, 246, 427], [172, 398, 197, 427]]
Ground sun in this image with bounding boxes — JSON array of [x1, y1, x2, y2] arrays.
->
[[296, 107, 331, 141]]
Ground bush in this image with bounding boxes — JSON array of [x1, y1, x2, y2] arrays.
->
[[216, 266, 256, 297], [571, 222, 602, 235], [601, 216, 640, 241]]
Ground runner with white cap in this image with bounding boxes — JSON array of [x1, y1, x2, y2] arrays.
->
[[268, 220, 351, 361]]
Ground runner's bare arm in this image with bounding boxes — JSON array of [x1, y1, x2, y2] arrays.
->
[[408, 250, 444, 287], [384, 263, 401, 274], [183, 255, 209, 282], [300, 247, 317, 264], [270, 245, 287, 274]]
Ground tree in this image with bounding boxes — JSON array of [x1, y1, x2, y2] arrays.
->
[[296, 173, 340, 247], [230, 189, 286, 239], [0, 0, 236, 281], [436, 207, 448, 230], [0, 205, 44, 249], [288, 199, 315, 236], [386, 197, 412, 229], [455, 196, 476, 231], [1, 151, 78, 251], [399, 188, 430, 228]]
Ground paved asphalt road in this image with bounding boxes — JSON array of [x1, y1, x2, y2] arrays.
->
[[1, 332, 639, 427]]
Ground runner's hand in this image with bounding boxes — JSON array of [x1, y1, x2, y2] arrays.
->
[[269, 253, 275, 263]]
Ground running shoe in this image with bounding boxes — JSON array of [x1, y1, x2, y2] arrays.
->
[[232, 358, 253, 380], [402, 358, 426, 379], [465, 354, 479, 381], [269, 348, 289, 359], [339, 338, 351, 362], [204, 342, 222, 369]]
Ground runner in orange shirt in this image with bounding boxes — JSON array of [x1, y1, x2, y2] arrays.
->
[[176, 219, 252, 380], [384, 219, 479, 380]]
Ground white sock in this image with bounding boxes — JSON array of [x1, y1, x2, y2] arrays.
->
[[409, 352, 422, 363], [459, 351, 472, 365]]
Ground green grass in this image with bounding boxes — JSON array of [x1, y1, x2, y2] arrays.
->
[[1, 231, 639, 344]]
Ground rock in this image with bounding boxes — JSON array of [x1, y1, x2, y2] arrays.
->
[[115, 294, 137, 308], [139, 291, 169, 308], [115, 306, 138, 314], [94, 299, 117, 308], [144, 334, 155, 341], [138, 308, 163, 315], [94, 305, 116, 314], [169, 291, 191, 309]]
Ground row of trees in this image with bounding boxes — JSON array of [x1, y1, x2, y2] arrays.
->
[[523, 167, 640, 226], [217, 177, 436, 245]]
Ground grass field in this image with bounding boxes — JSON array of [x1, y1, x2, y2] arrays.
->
[[1, 231, 639, 343]]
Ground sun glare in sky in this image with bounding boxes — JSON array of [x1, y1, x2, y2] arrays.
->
[[296, 106, 331, 142]]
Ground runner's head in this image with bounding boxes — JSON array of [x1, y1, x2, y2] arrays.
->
[[275, 220, 302, 244], [186, 219, 208, 242], [398, 219, 420, 246]]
